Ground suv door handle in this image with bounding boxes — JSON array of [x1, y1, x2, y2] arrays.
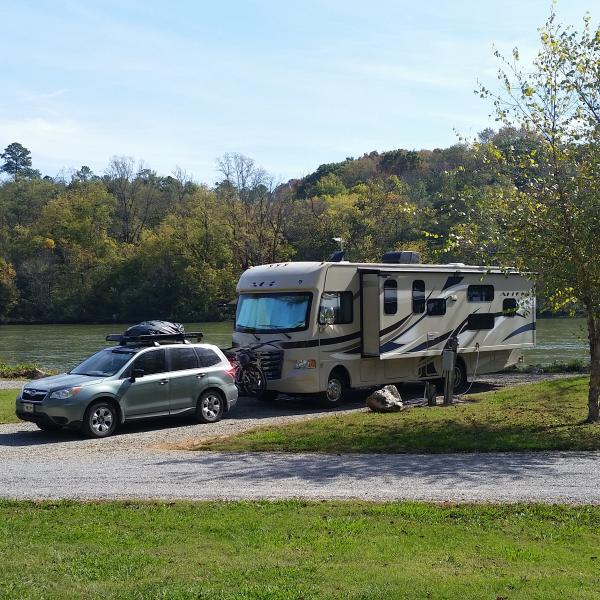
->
[[197, 373, 207, 379], [159, 379, 169, 385]]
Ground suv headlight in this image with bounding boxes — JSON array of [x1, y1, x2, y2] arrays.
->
[[49, 387, 81, 400], [294, 359, 317, 369]]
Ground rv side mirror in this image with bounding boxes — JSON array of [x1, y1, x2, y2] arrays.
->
[[130, 368, 145, 382], [319, 306, 335, 326]]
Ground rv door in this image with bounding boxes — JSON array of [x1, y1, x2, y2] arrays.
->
[[360, 271, 380, 358]]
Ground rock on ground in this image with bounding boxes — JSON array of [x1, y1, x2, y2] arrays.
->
[[367, 384, 404, 412]]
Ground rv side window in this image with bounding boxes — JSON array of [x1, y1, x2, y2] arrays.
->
[[427, 298, 446, 316], [467, 285, 494, 302], [383, 279, 398, 315], [412, 280, 425, 313], [503, 298, 518, 316], [319, 292, 353, 324], [467, 313, 495, 330]]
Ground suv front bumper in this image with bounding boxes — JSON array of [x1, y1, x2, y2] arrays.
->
[[15, 396, 85, 428]]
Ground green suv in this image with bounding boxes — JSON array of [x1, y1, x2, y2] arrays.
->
[[15, 342, 238, 438]]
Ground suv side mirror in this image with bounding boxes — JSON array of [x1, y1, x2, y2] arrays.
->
[[130, 368, 145, 383]]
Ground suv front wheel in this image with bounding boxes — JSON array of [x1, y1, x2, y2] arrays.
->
[[82, 400, 118, 438]]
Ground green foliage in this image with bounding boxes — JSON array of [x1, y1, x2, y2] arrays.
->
[[0, 129, 576, 323], [0, 257, 17, 318]]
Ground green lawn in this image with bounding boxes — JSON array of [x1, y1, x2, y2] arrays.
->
[[1, 500, 600, 599], [0, 388, 19, 423], [193, 376, 600, 453]]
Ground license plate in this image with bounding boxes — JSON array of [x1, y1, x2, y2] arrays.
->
[[22, 403, 34, 413]]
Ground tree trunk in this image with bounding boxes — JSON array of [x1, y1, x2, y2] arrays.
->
[[586, 309, 600, 423]]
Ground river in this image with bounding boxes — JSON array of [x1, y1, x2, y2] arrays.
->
[[0, 318, 589, 372]]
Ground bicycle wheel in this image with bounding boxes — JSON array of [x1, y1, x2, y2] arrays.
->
[[239, 365, 267, 397]]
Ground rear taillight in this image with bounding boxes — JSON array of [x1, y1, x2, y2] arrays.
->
[[225, 363, 236, 377]]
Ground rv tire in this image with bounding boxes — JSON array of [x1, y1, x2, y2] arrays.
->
[[321, 369, 349, 406]]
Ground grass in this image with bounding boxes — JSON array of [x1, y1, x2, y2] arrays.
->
[[0, 388, 19, 423], [506, 359, 590, 373], [192, 376, 600, 454], [2, 500, 600, 599]]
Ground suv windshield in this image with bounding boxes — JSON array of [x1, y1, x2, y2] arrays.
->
[[69, 348, 137, 377], [235, 292, 312, 333]]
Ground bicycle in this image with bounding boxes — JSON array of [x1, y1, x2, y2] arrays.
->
[[224, 341, 280, 398]]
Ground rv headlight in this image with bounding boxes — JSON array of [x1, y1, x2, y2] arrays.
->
[[294, 359, 317, 369], [49, 387, 81, 400]]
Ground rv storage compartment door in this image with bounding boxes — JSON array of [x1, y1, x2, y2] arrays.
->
[[360, 271, 380, 358]]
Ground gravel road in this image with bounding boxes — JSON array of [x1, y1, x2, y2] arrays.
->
[[0, 373, 589, 503], [2, 451, 600, 504]]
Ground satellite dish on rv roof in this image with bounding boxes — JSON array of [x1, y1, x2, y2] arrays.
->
[[382, 251, 420, 264]]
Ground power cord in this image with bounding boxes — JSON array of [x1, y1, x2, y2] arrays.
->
[[456, 342, 480, 398]]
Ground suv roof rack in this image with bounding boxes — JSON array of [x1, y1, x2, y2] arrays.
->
[[105, 332, 203, 346]]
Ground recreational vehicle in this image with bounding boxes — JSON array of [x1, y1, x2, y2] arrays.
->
[[232, 253, 535, 403]]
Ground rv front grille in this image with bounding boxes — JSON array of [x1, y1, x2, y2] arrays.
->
[[254, 350, 283, 380]]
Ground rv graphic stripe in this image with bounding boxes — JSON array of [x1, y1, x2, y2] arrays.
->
[[502, 322, 536, 341], [281, 332, 361, 349], [406, 315, 471, 354], [442, 275, 464, 291], [380, 314, 411, 337]]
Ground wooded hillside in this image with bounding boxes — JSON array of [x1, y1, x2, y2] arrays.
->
[[0, 127, 549, 323]]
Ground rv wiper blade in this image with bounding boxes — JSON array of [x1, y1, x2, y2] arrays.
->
[[268, 326, 293, 338]]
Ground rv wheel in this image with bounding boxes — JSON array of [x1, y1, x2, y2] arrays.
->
[[321, 370, 348, 405]]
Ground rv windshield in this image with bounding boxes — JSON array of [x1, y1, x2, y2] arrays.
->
[[236, 293, 312, 333]]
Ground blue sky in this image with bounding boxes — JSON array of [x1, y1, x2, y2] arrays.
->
[[0, 0, 594, 184]]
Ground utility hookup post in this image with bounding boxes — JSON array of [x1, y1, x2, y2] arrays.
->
[[425, 382, 437, 406], [442, 336, 459, 406]]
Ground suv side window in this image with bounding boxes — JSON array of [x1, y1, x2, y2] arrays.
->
[[195, 348, 221, 368], [169, 347, 199, 371], [134, 349, 166, 375]]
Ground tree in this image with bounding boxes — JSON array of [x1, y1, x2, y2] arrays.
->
[[105, 157, 162, 244], [475, 11, 600, 421], [0, 143, 37, 181], [71, 165, 97, 184], [216, 153, 294, 270], [0, 257, 17, 319]]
